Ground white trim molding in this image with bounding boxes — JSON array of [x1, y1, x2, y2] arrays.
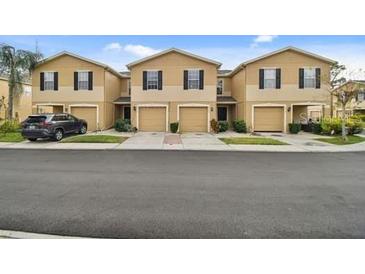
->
[[136, 103, 169, 132], [177, 103, 211, 133], [251, 103, 287, 133], [68, 104, 100, 131]]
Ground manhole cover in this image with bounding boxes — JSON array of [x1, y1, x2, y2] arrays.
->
[[304, 142, 326, 146], [271, 134, 283, 137]]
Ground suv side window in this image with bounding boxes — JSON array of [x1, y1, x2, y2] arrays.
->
[[67, 114, 77, 122]]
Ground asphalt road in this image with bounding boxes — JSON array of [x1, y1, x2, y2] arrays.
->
[[0, 149, 365, 238]]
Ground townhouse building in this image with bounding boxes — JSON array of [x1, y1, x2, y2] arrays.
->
[[32, 46, 336, 133]]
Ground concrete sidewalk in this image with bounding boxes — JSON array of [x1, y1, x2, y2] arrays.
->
[[1, 131, 365, 152]]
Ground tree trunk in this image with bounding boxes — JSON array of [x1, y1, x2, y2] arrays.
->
[[7, 83, 14, 120], [341, 102, 347, 141]]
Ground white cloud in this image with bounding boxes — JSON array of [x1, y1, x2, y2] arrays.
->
[[103, 42, 123, 52], [123, 44, 160, 57], [253, 35, 278, 43]]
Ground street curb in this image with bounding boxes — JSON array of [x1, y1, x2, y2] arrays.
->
[[0, 146, 364, 153], [0, 229, 84, 239]]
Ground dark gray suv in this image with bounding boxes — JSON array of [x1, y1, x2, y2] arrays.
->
[[21, 113, 88, 141]]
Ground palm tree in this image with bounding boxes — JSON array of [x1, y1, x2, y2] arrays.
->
[[0, 43, 42, 120]]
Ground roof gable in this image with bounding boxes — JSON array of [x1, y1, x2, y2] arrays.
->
[[36, 51, 126, 79], [126, 48, 222, 69], [229, 46, 336, 77]]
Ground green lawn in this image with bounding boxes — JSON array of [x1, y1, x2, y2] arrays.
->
[[219, 137, 288, 145], [0, 132, 25, 142], [61, 135, 128, 143], [315, 135, 365, 145]]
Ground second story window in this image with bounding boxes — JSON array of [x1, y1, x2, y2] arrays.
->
[[299, 68, 320, 89], [44, 72, 54, 90], [188, 70, 200, 89], [78, 72, 89, 90], [304, 68, 315, 88], [74, 71, 93, 91], [358, 90, 365, 102], [259, 68, 281, 89], [217, 79, 223, 95], [143, 71, 162, 90], [264, 69, 276, 88], [147, 71, 158, 90], [40, 72, 58, 91], [128, 79, 131, 95]]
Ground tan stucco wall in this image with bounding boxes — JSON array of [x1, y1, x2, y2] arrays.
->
[[230, 69, 246, 120], [32, 55, 106, 103], [120, 78, 130, 97], [0, 78, 32, 121], [217, 77, 232, 97], [130, 51, 217, 103], [104, 71, 123, 128]]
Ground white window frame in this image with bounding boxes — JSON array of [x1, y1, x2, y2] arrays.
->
[[303, 68, 316, 88], [358, 90, 365, 102], [146, 70, 158, 90], [263, 68, 276, 89], [187, 69, 200, 90], [217, 79, 224, 95], [44, 72, 55, 91], [77, 71, 89, 90]]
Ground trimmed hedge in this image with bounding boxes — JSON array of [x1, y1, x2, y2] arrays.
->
[[170, 122, 179, 133], [115, 119, 132, 132], [218, 121, 229, 132], [232, 120, 247, 133], [0, 120, 21, 133], [288, 123, 301, 134]]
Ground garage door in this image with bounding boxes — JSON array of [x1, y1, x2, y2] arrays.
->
[[179, 107, 208, 132], [71, 107, 97, 131], [139, 107, 166, 132], [254, 107, 284, 132]]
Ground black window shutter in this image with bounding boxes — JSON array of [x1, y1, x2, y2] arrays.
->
[[275, 68, 281, 89], [315, 68, 321, 89], [88, 71, 93, 90], [74, 72, 78, 91], [299, 68, 304, 89], [54, 72, 58, 90], [199, 70, 204, 90], [158, 70, 162, 90], [40, 72, 44, 91], [143, 71, 147, 90], [259, 69, 264, 89], [183, 70, 188, 90]]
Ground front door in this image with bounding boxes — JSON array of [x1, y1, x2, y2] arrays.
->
[[124, 106, 131, 120], [217, 107, 227, 121]]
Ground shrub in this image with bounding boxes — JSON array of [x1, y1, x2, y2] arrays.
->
[[321, 118, 342, 135], [0, 119, 21, 133], [312, 123, 322, 134], [170, 122, 179, 133], [218, 121, 229, 132], [288, 123, 301, 134], [352, 114, 365, 122], [346, 118, 363, 135], [232, 120, 247, 133], [115, 119, 132, 132], [210, 119, 219, 133]]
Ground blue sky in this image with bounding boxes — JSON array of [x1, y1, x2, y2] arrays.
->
[[1, 35, 365, 72]]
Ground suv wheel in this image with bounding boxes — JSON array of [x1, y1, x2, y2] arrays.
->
[[28, 138, 37, 142], [79, 124, 87, 134], [54, 129, 64, 141]]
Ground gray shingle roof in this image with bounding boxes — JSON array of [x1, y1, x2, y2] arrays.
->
[[113, 96, 131, 103], [217, 96, 237, 103]]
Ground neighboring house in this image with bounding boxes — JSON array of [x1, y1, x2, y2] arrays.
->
[[0, 77, 32, 122], [333, 80, 365, 117], [32, 46, 336, 133], [126, 48, 221, 132], [224, 47, 335, 132], [32, 52, 129, 131]]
